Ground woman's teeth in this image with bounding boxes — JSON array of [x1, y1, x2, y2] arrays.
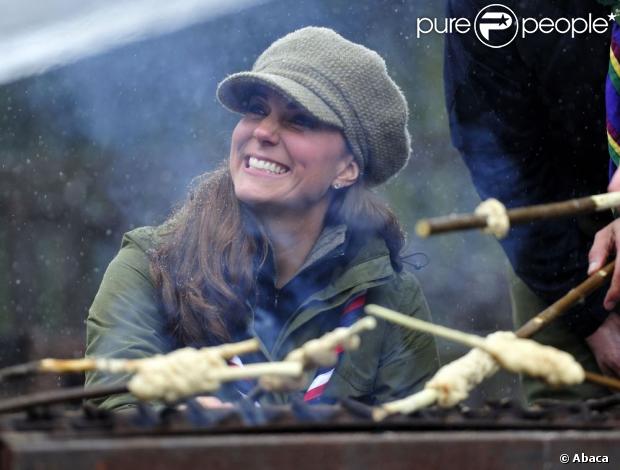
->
[[248, 156, 288, 174]]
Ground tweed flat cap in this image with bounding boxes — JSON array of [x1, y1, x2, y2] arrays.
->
[[217, 26, 411, 187]]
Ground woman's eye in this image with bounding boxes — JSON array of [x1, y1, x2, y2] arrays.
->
[[246, 100, 267, 116], [289, 114, 318, 129]]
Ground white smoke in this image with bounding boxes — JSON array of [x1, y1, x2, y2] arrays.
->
[[0, 0, 265, 85]]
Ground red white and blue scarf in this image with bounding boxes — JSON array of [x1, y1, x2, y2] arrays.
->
[[303, 293, 366, 403], [229, 292, 367, 403]]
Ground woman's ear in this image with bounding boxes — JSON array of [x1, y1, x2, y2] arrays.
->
[[333, 157, 360, 189]]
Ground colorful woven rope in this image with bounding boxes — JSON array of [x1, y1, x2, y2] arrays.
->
[[607, 16, 620, 177]]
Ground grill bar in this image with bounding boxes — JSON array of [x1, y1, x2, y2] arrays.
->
[[2, 430, 618, 470]]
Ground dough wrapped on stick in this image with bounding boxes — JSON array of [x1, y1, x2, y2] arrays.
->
[[127, 347, 303, 402], [415, 192, 620, 238], [373, 347, 499, 420], [17, 318, 375, 402], [0, 338, 260, 381], [366, 305, 585, 420], [0, 339, 299, 403], [259, 317, 377, 391], [366, 305, 584, 385], [132, 317, 377, 400]]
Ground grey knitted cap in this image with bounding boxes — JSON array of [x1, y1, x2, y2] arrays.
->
[[217, 26, 411, 187]]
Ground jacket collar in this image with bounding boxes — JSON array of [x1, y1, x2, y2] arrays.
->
[[297, 223, 347, 273], [269, 227, 396, 358]]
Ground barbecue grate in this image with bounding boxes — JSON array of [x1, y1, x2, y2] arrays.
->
[[2, 395, 620, 470]]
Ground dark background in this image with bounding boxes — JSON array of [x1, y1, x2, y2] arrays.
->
[[0, 0, 516, 401]]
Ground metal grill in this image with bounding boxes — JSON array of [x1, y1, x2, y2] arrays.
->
[[1, 395, 620, 469]]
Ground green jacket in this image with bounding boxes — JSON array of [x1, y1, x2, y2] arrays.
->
[[85, 225, 439, 410]]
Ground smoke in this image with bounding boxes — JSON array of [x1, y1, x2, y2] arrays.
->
[[0, 0, 516, 402], [0, 0, 266, 85], [19, 0, 345, 226]]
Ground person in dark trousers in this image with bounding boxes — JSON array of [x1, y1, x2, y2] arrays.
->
[[444, 0, 619, 402]]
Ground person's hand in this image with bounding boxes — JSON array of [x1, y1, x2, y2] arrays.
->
[[589, 219, 620, 310], [177, 396, 234, 410], [195, 396, 234, 408], [609, 169, 620, 192], [589, 171, 620, 309], [585, 313, 620, 377]]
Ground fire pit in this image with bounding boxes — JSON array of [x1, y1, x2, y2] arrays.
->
[[1, 395, 619, 469]]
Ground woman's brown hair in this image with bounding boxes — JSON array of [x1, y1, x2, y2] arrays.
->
[[150, 165, 405, 347]]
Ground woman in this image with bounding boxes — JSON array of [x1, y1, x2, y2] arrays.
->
[[85, 27, 439, 410]]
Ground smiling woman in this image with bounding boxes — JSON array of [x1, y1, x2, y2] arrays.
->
[[85, 26, 440, 410], [229, 88, 357, 215]]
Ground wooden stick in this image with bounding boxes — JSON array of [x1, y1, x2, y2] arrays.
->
[[517, 261, 615, 338], [370, 264, 618, 419], [365, 305, 486, 349], [209, 361, 303, 381], [0, 319, 374, 409], [0, 384, 128, 414], [366, 303, 620, 392], [0, 338, 261, 380], [210, 338, 261, 359], [367, 305, 584, 387], [584, 371, 620, 390], [0, 361, 303, 414], [416, 192, 620, 237]]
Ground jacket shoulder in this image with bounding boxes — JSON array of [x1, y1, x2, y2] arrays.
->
[[368, 268, 427, 315], [120, 226, 162, 253]]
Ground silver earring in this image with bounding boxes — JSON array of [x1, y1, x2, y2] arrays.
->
[[333, 182, 342, 189]]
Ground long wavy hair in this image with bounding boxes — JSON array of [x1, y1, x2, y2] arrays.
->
[[150, 165, 405, 347]]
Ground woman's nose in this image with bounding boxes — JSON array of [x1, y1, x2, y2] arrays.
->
[[253, 115, 280, 145]]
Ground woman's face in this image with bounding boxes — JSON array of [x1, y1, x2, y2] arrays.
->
[[229, 88, 358, 213]]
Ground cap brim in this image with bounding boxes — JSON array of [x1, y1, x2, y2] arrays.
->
[[216, 71, 343, 129]]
